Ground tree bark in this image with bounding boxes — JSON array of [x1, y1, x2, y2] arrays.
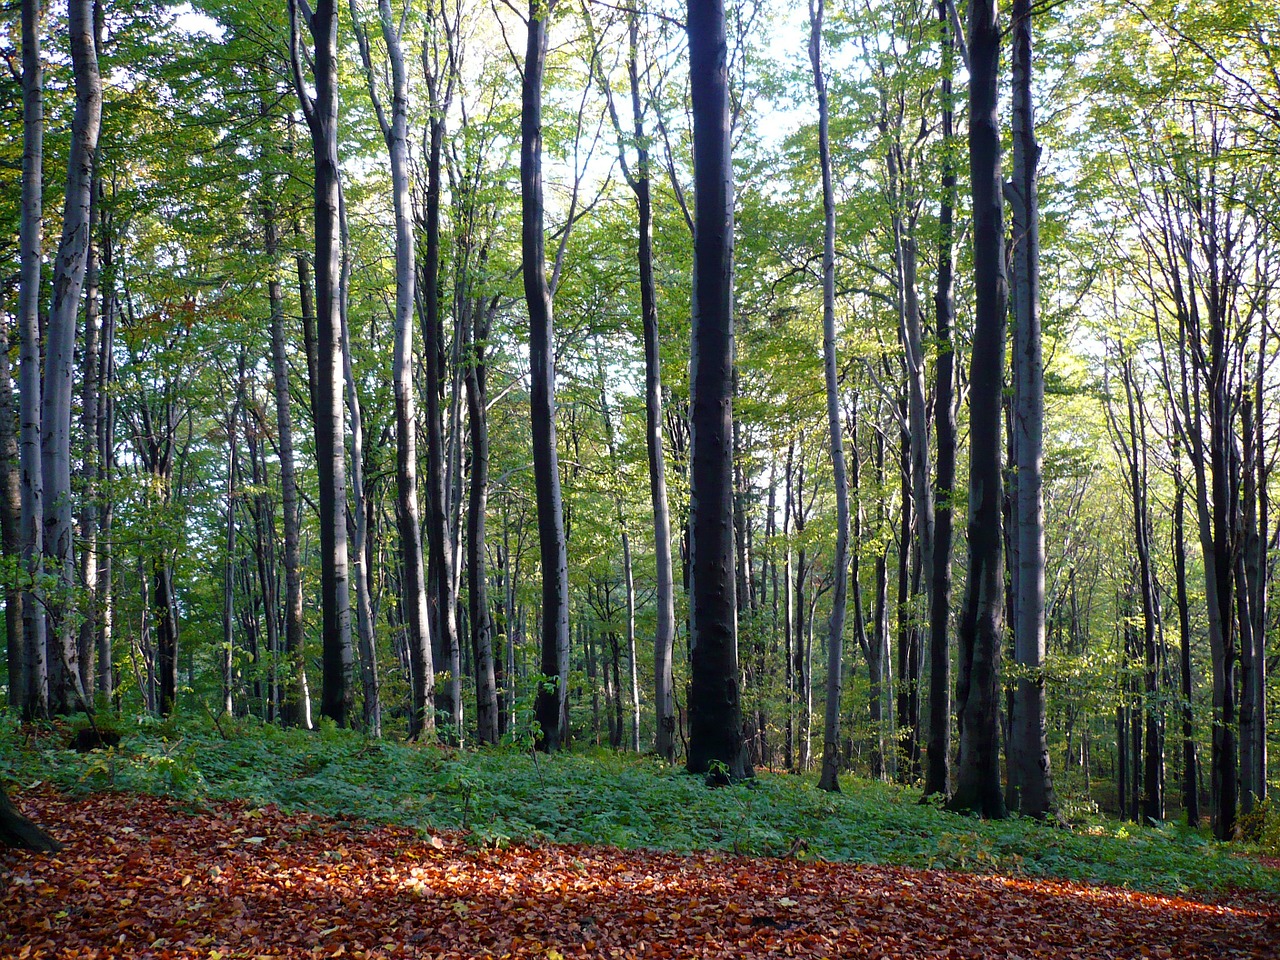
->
[[0, 783, 60, 853], [924, 0, 957, 800], [291, 0, 354, 726], [264, 197, 311, 730], [686, 0, 748, 780], [338, 188, 380, 735], [42, 0, 102, 714], [1005, 0, 1054, 819], [810, 0, 848, 795], [1171, 439, 1200, 826], [1, 316, 24, 713], [949, 0, 1007, 819], [17, 0, 46, 721], [522, 0, 571, 752]]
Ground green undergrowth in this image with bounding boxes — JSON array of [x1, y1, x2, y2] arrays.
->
[[4, 715, 1277, 898]]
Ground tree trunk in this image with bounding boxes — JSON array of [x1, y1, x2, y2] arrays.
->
[[420, 50, 461, 744], [809, 0, 849, 794], [41, 0, 102, 714], [686, 0, 748, 780], [949, 0, 1007, 819], [1172, 440, 1200, 826], [0, 783, 60, 853], [18, 0, 46, 721], [291, 0, 354, 727], [1005, 0, 1054, 819], [613, 12, 679, 761], [338, 188, 380, 735], [265, 198, 311, 730], [522, 0, 571, 752], [924, 0, 957, 800], [464, 302, 499, 744], [76, 173, 101, 701], [1, 316, 24, 713]]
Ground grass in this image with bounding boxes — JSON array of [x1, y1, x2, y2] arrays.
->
[[3, 714, 1277, 898]]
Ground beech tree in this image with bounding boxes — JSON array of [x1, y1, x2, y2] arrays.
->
[[950, 0, 1007, 819], [289, 0, 354, 726], [686, 0, 749, 780]]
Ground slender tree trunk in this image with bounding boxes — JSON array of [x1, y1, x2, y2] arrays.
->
[[338, 189, 380, 735], [265, 200, 311, 730], [76, 175, 101, 701], [949, 0, 1007, 819], [522, 0, 571, 751], [95, 296, 114, 704], [1, 318, 24, 713], [809, 0, 849, 793], [1005, 0, 1053, 818], [18, 0, 47, 720], [617, 14, 678, 759], [924, 0, 957, 799], [465, 308, 499, 744], [223, 389, 240, 716], [420, 63, 461, 745], [42, 0, 102, 714], [1172, 440, 1200, 826], [361, 1, 432, 740]]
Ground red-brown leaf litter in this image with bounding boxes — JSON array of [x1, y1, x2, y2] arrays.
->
[[3, 788, 1277, 958]]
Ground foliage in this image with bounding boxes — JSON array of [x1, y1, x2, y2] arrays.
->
[[5, 719, 1278, 896]]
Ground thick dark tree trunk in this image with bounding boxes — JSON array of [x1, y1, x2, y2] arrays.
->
[[1005, 0, 1054, 819], [949, 0, 1007, 820], [0, 783, 60, 853], [291, 0, 354, 726], [421, 102, 461, 742], [1171, 442, 1200, 826], [686, 0, 748, 780], [522, 0, 571, 751]]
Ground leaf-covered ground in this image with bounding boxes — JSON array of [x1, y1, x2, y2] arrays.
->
[[4, 789, 1278, 959], [9, 722, 1279, 897]]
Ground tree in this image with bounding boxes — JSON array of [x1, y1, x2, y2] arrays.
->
[[1005, 0, 1053, 819], [686, 0, 749, 780], [809, 0, 849, 794], [0, 783, 60, 853], [351, 0, 434, 739], [949, 0, 1006, 819], [923, 0, 958, 800], [17, 0, 47, 720], [522, 0, 571, 752], [42, 0, 103, 713], [289, 0, 354, 726]]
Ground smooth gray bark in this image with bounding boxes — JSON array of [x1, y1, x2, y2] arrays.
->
[[352, 0, 427, 739], [810, 0, 848, 794], [42, 0, 102, 713], [19, 0, 47, 721], [264, 198, 311, 730]]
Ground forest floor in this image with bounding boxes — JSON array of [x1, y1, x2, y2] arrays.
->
[[4, 787, 1279, 960], [4, 720, 1280, 957]]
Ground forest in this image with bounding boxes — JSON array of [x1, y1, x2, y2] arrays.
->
[[3, 0, 1280, 922]]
